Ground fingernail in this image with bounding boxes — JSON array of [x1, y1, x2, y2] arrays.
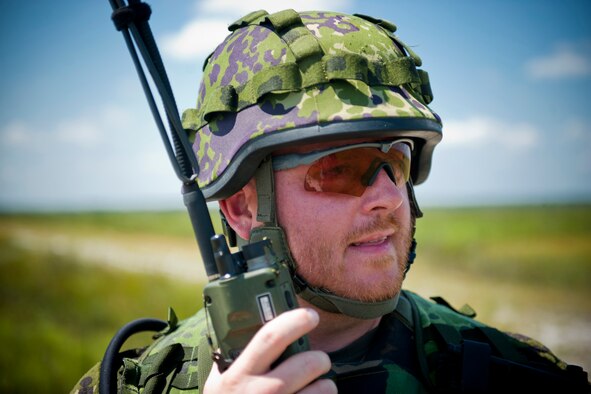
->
[[305, 308, 319, 324]]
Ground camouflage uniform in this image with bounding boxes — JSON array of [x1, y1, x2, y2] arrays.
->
[[71, 290, 588, 393]]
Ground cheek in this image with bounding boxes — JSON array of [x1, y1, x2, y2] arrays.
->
[[275, 169, 303, 221], [274, 170, 347, 245], [276, 170, 326, 229]]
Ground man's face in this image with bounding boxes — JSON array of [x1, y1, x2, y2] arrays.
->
[[273, 141, 413, 304]]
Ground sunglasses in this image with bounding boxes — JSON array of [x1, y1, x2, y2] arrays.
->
[[272, 139, 413, 197]]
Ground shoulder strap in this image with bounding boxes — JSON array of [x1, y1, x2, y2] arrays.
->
[[119, 343, 201, 392], [197, 334, 214, 389]]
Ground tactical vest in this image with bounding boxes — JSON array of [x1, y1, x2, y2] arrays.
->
[[72, 290, 589, 393]]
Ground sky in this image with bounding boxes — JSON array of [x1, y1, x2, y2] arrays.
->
[[1, 0, 590, 211]]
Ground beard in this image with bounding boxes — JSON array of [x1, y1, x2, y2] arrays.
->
[[287, 212, 413, 303]]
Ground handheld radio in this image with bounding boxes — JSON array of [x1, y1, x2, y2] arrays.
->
[[105, 0, 308, 381]]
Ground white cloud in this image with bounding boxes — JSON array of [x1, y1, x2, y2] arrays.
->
[[100, 106, 135, 130], [0, 103, 182, 209], [525, 42, 591, 79], [55, 118, 102, 147], [161, 0, 352, 61], [0, 121, 35, 146], [442, 116, 538, 150], [0, 106, 136, 151], [134, 150, 174, 177], [161, 20, 230, 61], [563, 117, 591, 142]]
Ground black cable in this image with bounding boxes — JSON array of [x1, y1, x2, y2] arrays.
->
[[99, 318, 167, 394]]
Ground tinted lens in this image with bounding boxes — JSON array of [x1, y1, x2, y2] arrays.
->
[[304, 143, 411, 196]]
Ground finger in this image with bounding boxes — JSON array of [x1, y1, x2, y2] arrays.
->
[[297, 378, 338, 394], [232, 308, 319, 375], [268, 350, 332, 393], [202, 361, 222, 394]]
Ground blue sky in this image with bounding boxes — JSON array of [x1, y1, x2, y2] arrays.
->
[[1, 0, 590, 210]]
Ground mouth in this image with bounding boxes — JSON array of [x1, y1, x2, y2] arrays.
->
[[349, 232, 393, 248], [351, 236, 388, 247]]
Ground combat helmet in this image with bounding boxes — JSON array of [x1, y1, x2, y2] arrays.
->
[[182, 9, 443, 319]]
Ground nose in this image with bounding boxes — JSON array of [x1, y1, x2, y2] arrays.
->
[[360, 168, 405, 213]]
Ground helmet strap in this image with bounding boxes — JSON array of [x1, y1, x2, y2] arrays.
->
[[254, 157, 278, 226], [224, 171, 421, 276], [216, 158, 427, 318], [219, 156, 278, 248], [404, 180, 421, 276], [294, 275, 401, 319], [407, 178, 423, 218], [246, 157, 402, 319]]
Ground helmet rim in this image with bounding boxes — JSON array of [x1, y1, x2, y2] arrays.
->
[[199, 116, 442, 201]]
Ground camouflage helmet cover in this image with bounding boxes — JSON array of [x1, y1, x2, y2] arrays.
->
[[182, 9, 443, 200]]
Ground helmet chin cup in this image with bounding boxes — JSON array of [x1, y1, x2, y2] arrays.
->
[[296, 275, 401, 319]]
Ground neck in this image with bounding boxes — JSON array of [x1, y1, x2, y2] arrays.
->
[[298, 297, 382, 353]]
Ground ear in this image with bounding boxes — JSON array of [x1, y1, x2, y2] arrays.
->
[[219, 179, 260, 240]]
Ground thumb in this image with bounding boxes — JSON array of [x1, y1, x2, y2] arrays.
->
[[202, 354, 223, 393]]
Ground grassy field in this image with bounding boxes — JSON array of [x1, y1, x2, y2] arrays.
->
[[0, 205, 589, 392]]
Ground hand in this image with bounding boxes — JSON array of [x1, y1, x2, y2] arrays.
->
[[203, 308, 337, 394]]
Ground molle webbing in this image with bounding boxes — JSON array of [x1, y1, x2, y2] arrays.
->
[[120, 344, 200, 392], [113, 292, 589, 393], [190, 9, 433, 128], [354, 13, 433, 104]]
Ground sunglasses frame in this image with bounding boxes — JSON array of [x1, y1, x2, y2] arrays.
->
[[272, 138, 415, 172]]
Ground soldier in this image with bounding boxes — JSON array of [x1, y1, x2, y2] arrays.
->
[[73, 9, 589, 393]]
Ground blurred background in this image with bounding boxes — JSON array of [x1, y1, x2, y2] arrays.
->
[[0, 0, 590, 392]]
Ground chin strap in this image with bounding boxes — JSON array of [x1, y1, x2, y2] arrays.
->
[[404, 180, 421, 276], [294, 275, 401, 319], [221, 156, 425, 319]]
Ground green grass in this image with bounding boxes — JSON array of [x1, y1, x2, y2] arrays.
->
[[0, 204, 589, 392], [0, 210, 216, 238], [415, 205, 591, 291], [0, 236, 202, 393]]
